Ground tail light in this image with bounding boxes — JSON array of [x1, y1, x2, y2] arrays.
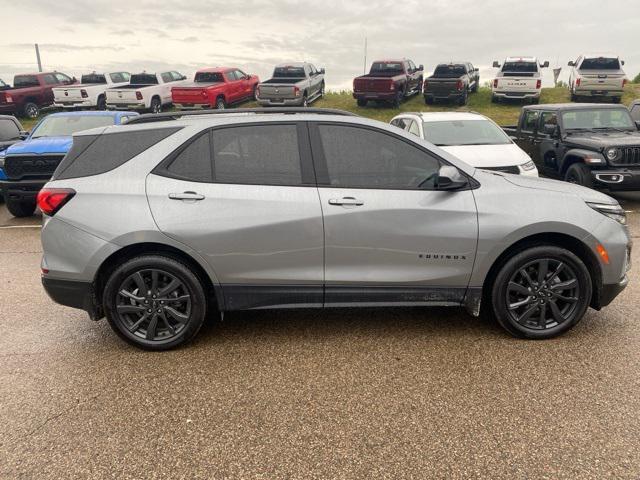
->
[[5, 93, 13, 103], [493, 79, 498, 88], [293, 86, 300, 97], [536, 79, 542, 89], [423, 80, 428, 89], [256, 85, 261, 97], [80, 89, 88, 98], [576, 78, 581, 87], [456, 80, 463, 91], [136, 91, 143, 100], [623, 78, 628, 87], [37, 188, 76, 216], [390, 83, 395, 91]]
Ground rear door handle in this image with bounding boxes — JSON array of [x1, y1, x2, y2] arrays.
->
[[168, 191, 205, 201], [328, 197, 364, 206]]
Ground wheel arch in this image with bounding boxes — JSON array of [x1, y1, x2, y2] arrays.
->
[[560, 149, 600, 175], [480, 232, 603, 312]]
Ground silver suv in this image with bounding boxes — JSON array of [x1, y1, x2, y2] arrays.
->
[[39, 108, 631, 350]]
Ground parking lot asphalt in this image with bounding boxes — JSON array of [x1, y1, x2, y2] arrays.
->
[[1, 194, 639, 479]]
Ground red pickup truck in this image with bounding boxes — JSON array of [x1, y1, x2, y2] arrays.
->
[[0, 72, 76, 119], [171, 67, 260, 110], [353, 59, 424, 108]]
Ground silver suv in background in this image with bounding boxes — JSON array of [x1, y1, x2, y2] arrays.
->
[[39, 109, 630, 350], [568, 54, 627, 103], [256, 63, 325, 107]]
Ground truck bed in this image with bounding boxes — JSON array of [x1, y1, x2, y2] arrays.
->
[[261, 78, 304, 85]]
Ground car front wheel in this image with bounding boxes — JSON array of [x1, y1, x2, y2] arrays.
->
[[491, 246, 592, 339], [103, 255, 207, 350]]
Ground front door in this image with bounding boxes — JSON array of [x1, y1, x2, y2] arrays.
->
[[146, 122, 324, 310], [309, 122, 478, 306]]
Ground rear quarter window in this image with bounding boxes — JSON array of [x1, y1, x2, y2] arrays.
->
[[53, 127, 181, 180]]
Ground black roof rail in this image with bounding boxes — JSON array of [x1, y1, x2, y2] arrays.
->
[[126, 107, 358, 125]]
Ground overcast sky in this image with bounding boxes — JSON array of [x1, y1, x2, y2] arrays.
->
[[2, 0, 638, 90]]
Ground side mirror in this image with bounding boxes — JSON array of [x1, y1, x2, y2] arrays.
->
[[541, 61, 550, 68], [621, 60, 625, 66], [492, 61, 500, 68], [635, 120, 640, 130], [568, 61, 575, 67], [181, 75, 187, 80], [418, 64, 424, 71], [436, 165, 468, 190], [543, 124, 557, 136], [19, 130, 29, 139], [320, 68, 325, 74], [474, 68, 479, 72]]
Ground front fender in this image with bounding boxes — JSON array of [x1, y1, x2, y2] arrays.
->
[[561, 148, 606, 171]]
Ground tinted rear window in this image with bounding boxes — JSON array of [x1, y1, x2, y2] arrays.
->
[[502, 62, 537, 73], [580, 57, 621, 70], [81, 74, 107, 84], [0, 118, 20, 140], [433, 64, 466, 77], [273, 67, 305, 78], [14, 75, 39, 88], [130, 74, 158, 84], [370, 62, 404, 75], [194, 72, 224, 83], [53, 127, 181, 180]]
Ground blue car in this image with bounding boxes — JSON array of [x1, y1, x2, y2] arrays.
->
[[0, 110, 137, 216]]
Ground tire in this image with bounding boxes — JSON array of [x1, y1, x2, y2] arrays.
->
[[424, 96, 434, 105], [356, 99, 367, 107], [22, 102, 39, 119], [491, 94, 499, 104], [564, 162, 593, 188], [97, 95, 107, 110], [490, 246, 592, 339], [531, 97, 540, 105], [319, 82, 325, 98], [150, 97, 162, 114], [471, 81, 479, 93], [103, 255, 208, 350], [216, 96, 226, 110], [6, 198, 36, 217], [458, 90, 468, 106], [302, 95, 309, 107], [612, 96, 622, 104], [570, 92, 577, 102], [392, 90, 403, 108]]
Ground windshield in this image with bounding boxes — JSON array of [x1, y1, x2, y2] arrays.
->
[[31, 116, 116, 138], [130, 74, 158, 84], [273, 66, 305, 78], [81, 74, 107, 84], [502, 62, 537, 73], [194, 72, 224, 83], [422, 119, 512, 146], [370, 62, 404, 75], [14, 75, 39, 88], [580, 57, 621, 70], [433, 64, 466, 77], [561, 108, 635, 130]]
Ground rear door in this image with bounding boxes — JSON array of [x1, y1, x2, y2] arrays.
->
[[146, 122, 324, 310], [515, 110, 540, 162], [310, 122, 478, 305]]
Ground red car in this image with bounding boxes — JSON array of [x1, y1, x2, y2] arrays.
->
[[171, 67, 259, 110]]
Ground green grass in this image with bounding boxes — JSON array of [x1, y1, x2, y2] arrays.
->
[[18, 85, 640, 132]]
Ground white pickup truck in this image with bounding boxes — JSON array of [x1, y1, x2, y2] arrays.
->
[[568, 54, 627, 103], [491, 56, 548, 104], [105, 71, 187, 113], [53, 72, 130, 110]]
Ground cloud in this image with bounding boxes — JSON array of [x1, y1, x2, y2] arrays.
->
[[8, 43, 125, 52]]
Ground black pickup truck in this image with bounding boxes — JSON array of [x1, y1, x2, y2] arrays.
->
[[424, 62, 479, 105], [503, 103, 640, 190]]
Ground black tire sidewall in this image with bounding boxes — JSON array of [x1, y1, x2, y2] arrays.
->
[[6, 198, 36, 217], [491, 246, 592, 339], [103, 255, 207, 350], [216, 97, 226, 109], [565, 163, 593, 188], [23, 102, 39, 119]]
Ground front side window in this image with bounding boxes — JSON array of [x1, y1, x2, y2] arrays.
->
[[407, 121, 420, 137], [422, 119, 511, 146], [630, 105, 640, 122], [171, 71, 185, 81], [55, 73, 72, 84], [521, 111, 539, 132], [212, 125, 302, 185], [0, 118, 20, 140], [318, 125, 440, 190], [43, 74, 58, 85], [167, 133, 212, 182], [161, 72, 173, 83]]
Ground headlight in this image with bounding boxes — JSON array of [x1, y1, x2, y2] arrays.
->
[[605, 148, 619, 161], [520, 160, 536, 171], [587, 202, 626, 225]]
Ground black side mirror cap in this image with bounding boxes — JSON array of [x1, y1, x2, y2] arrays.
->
[[635, 120, 640, 130], [436, 165, 468, 190], [541, 61, 550, 68], [19, 130, 29, 139], [419, 64, 424, 71], [492, 61, 500, 68], [568, 61, 575, 67]]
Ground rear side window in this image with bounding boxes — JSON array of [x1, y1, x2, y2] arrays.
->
[[81, 74, 107, 84], [194, 72, 224, 83], [14, 75, 39, 88], [212, 125, 302, 185], [0, 118, 20, 140], [166, 133, 212, 182], [53, 127, 181, 180]]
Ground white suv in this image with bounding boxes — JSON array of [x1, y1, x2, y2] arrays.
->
[[390, 112, 538, 176], [491, 57, 548, 104]]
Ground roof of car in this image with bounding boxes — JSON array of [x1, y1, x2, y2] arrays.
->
[[582, 53, 620, 59], [275, 62, 308, 68], [504, 56, 537, 62], [398, 112, 486, 122], [522, 103, 630, 111], [196, 67, 234, 73]]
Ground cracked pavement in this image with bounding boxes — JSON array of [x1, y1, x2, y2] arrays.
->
[[1, 194, 639, 479]]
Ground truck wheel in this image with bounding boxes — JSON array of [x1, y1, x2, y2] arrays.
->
[[6, 198, 36, 217], [570, 92, 577, 102], [302, 95, 309, 107], [215, 96, 226, 110], [150, 97, 162, 114], [612, 96, 622, 104], [356, 99, 367, 107], [424, 96, 433, 105], [490, 245, 591, 339], [22, 102, 40, 119], [392, 91, 403, 108], [458, 90, 468, 106], [564, 163, 593, 188], [491, 95, 499, 104], [319, 82, 325, 98], [97, 95, 107, 110]]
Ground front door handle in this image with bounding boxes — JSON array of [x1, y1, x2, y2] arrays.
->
[[168, 191, 205, 201], [328, 197, 364, 206]]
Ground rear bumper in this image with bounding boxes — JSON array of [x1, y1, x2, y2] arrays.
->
[[592, 168, 640, 191], [424, 91, 465, 101], [492, 91, 540, 99], [574, 88, 624, 97], [174, 103, 214, 110], [0, 179, 45, 202], [353, 92, 396, 101], [257, 97, 305, 107], [107, 103, 146, 111], [42, 276, 100, 318], [53, 100, 94, 108]]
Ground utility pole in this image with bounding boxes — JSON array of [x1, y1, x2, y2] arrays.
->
[[35, 44, 42, 72], [363, 37, 367, 74]]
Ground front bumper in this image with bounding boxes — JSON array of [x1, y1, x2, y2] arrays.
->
[[599, 275, 628, 307], [257, 97, 305, 107], [0, 179, 45, 202], [42, 276, 100, 318], [592, 168, 640, 191]]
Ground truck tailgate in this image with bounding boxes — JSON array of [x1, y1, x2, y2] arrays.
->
[[578, 72, 625, 90], [172, 84, 218, 103], [426, 79, 460, 94], [53, 86, 85, 102], [258, 84, 297, 100], [496, 77, 538, 91], [106, 89, 140, 103], [354, 77, 392, 93]]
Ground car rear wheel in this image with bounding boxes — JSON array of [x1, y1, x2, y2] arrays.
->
[[392, 90, 403, 108], [356, 99, 367, 107], [97, 95, 107, 110], [6, 198, 36, 217], [216, 96, 226, 110], [22, 102, 39, 119], [458, 90, 468, 106], [103, 255, 207, 350], [424, 96, 433, 105], [564, 163, 593, 188], [150, 97, 162, 114], [491, 246, 592, 339]]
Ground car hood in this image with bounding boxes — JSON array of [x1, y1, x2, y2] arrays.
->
[[4, 136, 72, 155], [440, 144, 530, 167], [564, 131, 640, 149], [482, 170, 618, 204]]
